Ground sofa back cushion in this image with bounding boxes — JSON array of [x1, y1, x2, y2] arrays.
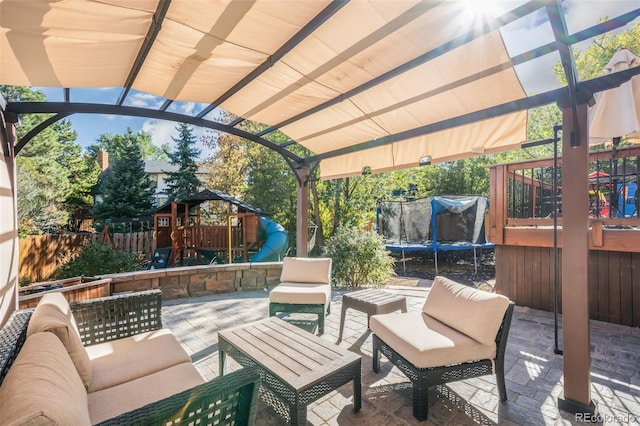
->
[[422, 276, 510, 345], [280, 257, 332, 285], [27, 292, 92, 388], [0, 332, 91, 425]]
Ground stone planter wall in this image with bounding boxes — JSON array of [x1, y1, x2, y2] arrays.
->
[[100, 262, 283, 300]]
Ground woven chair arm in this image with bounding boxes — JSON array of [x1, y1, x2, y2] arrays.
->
[[70, 290, 163, 346], [0, 309, 33, 386], [97, 368, 260, 426]]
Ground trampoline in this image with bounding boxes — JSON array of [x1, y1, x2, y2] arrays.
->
[[378, 195, 495, 274]]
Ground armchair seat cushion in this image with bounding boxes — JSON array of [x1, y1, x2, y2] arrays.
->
[[86, 328, 192, 393], [269, 283, 331, 305], [370, 311, 496, 369], [88, 362, 205, 424]]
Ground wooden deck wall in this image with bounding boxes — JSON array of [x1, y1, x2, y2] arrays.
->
[[495, 245, 640, 327]]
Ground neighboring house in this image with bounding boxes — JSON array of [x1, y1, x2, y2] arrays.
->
[[92, 150, 206, 208], [144, 160, 207, 206]]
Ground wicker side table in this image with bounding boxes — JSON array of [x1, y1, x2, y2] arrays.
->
[[338, 289, 407, 341]]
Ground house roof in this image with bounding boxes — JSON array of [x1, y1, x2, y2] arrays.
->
[[2, 1, 640, 179], [154, 189, 266, 215]]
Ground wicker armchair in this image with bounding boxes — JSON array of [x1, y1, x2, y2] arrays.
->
[[370, 277, 515, 421], [268, 257, 332, 334], [0, 290, 260, 426]]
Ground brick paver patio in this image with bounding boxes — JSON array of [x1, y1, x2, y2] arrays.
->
[[162, 280, 640, 425]]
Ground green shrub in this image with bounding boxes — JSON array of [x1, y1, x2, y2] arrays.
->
[[323, 225, 395, 287], [54, 241, 143, 279], [19, 276, 32, 287]]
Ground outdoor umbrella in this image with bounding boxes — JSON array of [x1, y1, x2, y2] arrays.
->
[[589, 49, 640, 146]]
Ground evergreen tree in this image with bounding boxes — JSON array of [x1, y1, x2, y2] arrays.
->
[[165, 123, 202, 200], [92, 140, 155, 220], [1, 85, 100, 235]]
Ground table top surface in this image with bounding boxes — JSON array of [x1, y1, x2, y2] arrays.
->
[[343, 289, 406, 304], [219, 316, 361, 390]]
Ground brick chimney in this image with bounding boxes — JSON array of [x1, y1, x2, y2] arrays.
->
[[97, 149, 109, 171]]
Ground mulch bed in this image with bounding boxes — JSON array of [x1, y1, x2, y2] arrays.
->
[[388, 249, 496, 291]]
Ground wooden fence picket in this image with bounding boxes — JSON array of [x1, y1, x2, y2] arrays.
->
[[19, 230, 154, 282]]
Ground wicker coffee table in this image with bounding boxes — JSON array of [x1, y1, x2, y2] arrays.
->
[[218, 316, 361, 425], [338, 289, 407, 341]]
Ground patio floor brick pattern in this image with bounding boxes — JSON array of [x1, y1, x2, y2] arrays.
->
[[162, 281, 640, 425]]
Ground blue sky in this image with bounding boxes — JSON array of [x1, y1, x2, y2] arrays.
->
[[38, 86, 220, 158], [36, 1, 639, 159]]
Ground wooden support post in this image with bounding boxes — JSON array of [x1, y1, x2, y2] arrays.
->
[[558, 101, 596, 415], [295, 166, 310, 258], [489, 166, 505, 244]]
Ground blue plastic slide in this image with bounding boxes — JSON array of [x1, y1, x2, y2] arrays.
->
[[250, 216, 289, 262]]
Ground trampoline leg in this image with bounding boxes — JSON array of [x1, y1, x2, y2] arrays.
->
[[473, 247, 478, 275], [434, 250, 438, 274], [402, 249, 406, 273]]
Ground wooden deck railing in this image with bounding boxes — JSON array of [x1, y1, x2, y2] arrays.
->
[[488, 146, 640, 327]]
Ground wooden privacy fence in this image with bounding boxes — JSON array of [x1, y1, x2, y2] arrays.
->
[[19, 230, 154, 283], [110, 230, 154, 259]]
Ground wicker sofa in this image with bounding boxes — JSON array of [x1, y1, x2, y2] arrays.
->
[[370, 276, 515, 421], [0, 290, 259, 425]]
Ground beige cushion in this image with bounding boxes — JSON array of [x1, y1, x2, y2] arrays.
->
[[269, 283, 331, 305], [27, 292, 93, 388], [88, 362, 205, 424], [370, 311, 496, 369], [280, 257, 332, 284], [422, 276, 509, 345], [0, 332, 91, 425], [86, 328, 192, 392]]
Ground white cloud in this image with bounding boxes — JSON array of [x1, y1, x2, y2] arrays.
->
[[141, 119, 214, 159], [178, 102, 197, 115], [129, 92, 164, 108]]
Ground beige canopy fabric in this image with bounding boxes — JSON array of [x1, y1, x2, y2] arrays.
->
[[588, 49, 640, 146], [0, 0, 528, 179]]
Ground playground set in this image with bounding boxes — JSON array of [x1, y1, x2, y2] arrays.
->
[[588, 170, 638, 218], [150, 189, 288, 268]]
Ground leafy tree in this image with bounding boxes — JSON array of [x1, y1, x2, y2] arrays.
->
[[92, 139, 155, 220], [164, 123, 202, 200], [1, 85, 100, 235], [201, 116, 251, 224], [16, 167, 69, 236], [554, 18, 640, 84], [56, 122, 102, 221], [424, 157, 490, 196], [202, 126, 249, 198], [244, 141, 298, 233], [88, 128, 169, 162]]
